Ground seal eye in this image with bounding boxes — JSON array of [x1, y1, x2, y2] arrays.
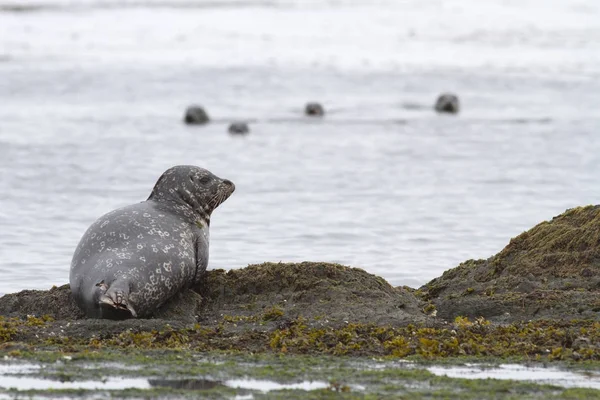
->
[[199, 176, 211, 185]]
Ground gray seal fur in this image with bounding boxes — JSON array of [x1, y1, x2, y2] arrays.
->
[[69, 165, 235, 319], [305, 102, 325, 117], [434, 93, 460, 114]]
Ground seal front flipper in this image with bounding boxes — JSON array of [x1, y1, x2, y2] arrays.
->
[[98, 280, 137, 319], [193, 234, 209, 286]]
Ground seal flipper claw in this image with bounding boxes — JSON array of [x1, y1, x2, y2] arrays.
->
[[125, 302, 137, 318], [99, 286, 137, 318]]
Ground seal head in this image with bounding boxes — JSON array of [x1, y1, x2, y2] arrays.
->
[[70, 165, 234, 319], [305, 102, 325, 117], [147, 165, 235, 227], [228, 122, 250, 135], [184, 105, 210, 124], [434, 93, 460, 114]]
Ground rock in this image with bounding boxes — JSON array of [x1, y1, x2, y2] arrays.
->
[[0, 284, 84, 320], [434, 93, 460, 114], [195, 262, 427, 327], [228, 122, 250, 135], [515, 280, 537, 293], [150, 289, 203, 324], [572, 337, 592, 350], [184, 105, 209, 125], [0, 285, 201, 324], [0, 262, 427, 328], [421, 206, 600, 322], [305, 102, 325, 117]]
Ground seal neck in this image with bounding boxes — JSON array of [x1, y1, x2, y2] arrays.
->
[[148, 189, 211, 227]]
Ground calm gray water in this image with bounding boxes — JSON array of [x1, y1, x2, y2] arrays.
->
[[1, 0, 599, 294]]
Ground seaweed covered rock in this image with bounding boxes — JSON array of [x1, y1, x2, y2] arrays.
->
[[195, 262, 427, 327], [0, 262, 427, 330], [0, 285, 84, 320], [421, 206, 600, 322], [0, 285, 202, 325]]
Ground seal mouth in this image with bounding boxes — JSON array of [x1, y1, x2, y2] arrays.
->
[[208, 179, 235, 211]]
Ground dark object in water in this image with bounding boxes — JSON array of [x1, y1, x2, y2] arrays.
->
[[305, 102, 325, 117], [228, 122, 250, 135], [184, 105, 210, 124], [434, 93, 460, 114]]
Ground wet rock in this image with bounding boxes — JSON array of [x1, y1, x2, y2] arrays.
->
[[434, 93, 460, 114], [195, 262, 427, 327], [305, 102, 325, 117], [572, 337, 592, 350], [184, 105, 209, 124], [515, 280, 538, 293], [150, 289, 203, 323], [421, 205, 600, 322], [0, 262, 428, 331], [228, 122, 249, 135], [0, 284, 84, 320], [0, 285, 201, 324]]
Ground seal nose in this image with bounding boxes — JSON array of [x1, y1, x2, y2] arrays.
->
[[223, 179, 235, 191]]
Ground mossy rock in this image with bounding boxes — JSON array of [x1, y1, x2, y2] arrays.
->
[[0, 285, 84, 320], [421, 205, 600, 322], [0, 262, 428, 339], [195, 262, 427, 327]]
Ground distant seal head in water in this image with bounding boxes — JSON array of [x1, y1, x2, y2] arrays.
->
[[305, 102, 325, 117], [184, 105, 210, 124], [69, 165, 235, 319], [228, 122, 250, 135], [434, 93, 460, 114]]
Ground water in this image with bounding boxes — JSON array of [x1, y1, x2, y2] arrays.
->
[[2, 362, 600, 395], [428, 363, 600, 390], [1, 0, 599, 294], [0, 362, 330, 392]]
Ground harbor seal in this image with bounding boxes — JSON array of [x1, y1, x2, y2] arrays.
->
[[305, 102, 325, 117], [228, 122, 250, 135], [69, 165, 235, 319], [434, 93, 460, 114], [184, 105, 210, 124]]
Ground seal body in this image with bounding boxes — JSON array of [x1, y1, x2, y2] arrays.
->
[[70, 166, 234, 319]]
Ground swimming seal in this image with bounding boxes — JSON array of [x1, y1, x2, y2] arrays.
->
[[305, 102, 325, 117], [69, 165, 235, 319], [434, 93, 460, 114], [228, 122, 250, 135], [184, 105, 210, 124]]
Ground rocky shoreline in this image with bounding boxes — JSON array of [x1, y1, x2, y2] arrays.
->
[[1, 206, 599, 359]]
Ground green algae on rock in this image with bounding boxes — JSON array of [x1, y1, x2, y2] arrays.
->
[[421, 205, 600, 322], [2, 313, 600, 362]]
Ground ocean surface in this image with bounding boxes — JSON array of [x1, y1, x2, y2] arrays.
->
[[0, 0, 599, 294]]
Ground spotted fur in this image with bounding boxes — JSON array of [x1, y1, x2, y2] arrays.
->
[[70, 165, 235, 319]]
